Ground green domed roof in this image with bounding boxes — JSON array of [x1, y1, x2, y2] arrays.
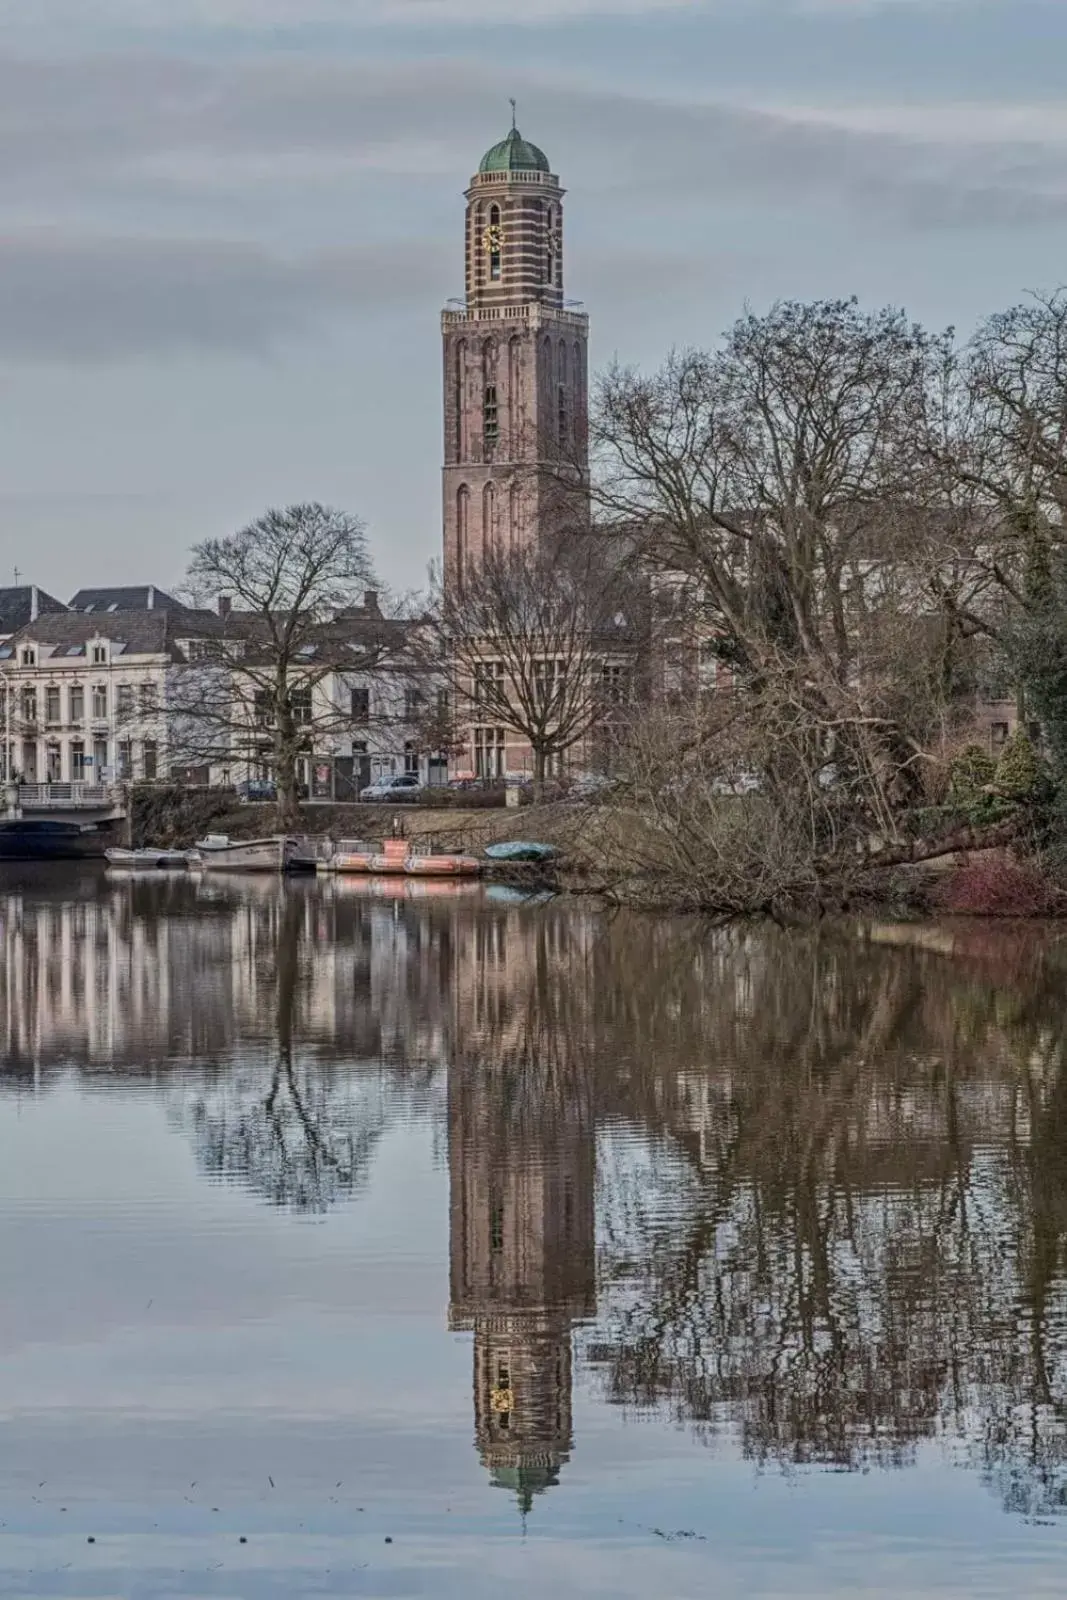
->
[[479, 126, 550, 175]]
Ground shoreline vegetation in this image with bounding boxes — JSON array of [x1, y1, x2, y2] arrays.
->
[[131, 769, 1067, 920]]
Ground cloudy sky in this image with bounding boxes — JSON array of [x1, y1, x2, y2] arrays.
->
[[2, 0, 1065, 597]]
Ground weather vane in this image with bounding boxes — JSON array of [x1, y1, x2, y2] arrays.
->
[[510, 98, 517, 130]]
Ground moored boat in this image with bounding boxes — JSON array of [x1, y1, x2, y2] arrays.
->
[[484, 840, 559, 863], [106, 847, 191, 870], [320, 836, 481, 878], [0, 819, 105, 860], [404, 853, 480, 878], [190, 835, 316, 873]]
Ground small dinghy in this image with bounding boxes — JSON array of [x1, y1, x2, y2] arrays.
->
[[484, 840, 560, 863], [106, 847, 190, 869]]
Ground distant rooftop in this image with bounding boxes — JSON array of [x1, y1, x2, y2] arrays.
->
[[68, 585, 189, 616], [0, 585, 68, 636]]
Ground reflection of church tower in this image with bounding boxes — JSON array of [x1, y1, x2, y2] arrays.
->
[[441, 116, 590, 592], [448, 1039, 596, 1513]]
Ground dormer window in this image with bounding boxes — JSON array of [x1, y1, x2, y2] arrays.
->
[[91, 643, 107, 665], [20, 647, 35, 667]]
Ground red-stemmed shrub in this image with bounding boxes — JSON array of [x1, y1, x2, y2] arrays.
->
[[933, 855, 1054, 917]]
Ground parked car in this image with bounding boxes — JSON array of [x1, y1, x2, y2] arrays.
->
[[358, 773, 424, 803], [237, 778, 277, 802], [567, 773, 619, 801]]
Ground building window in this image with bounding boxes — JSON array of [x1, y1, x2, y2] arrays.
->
[[483, 384, 499, 452], [21, 688, 37, 725], [117, 684, 134, 719], [142, 740, 158, 781], [91, 685, 107, 720], [600, 663, 629, 704], [20, 647, 35, 667], [474, 726, 506, 779], [69, 685, 84, 723], [404, 687, 423, 722], [45, 686, 61, 724], [291, 687, 312, 727], [253, 689, 274, 729], [990, 721, 1010, 749], [698, 646, 720, 693], [404, 741, 418, 775], [534, 658, 565, 700], [91, 643, 107, 665], [46, 742, 61, 781], [117, 740, 132, 779], [490, 1199, 505, 1252], [473, 660, 504, 710], [140, 682, 158, 718], [350, 686, 370, 724], [557, 383, 568, 448], [70, 739, 86, 779], [436, 688, 449, 721]]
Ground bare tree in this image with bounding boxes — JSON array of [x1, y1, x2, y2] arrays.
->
[[172, 503, 392, 823], [425, 537, 642, 798]]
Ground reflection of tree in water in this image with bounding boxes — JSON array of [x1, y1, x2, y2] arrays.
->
[[177, 894, 387, 1213], [577, 919, 1067, 1520]]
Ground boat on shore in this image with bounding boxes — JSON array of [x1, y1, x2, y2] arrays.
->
[[190, 835, 317, 873], [106, 847, 191, 870], [321, 837, 480, 878], [0, 819, 106, 860]]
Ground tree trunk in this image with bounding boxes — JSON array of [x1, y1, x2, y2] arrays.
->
[[274, 708, 301, 830], [532, 745, 547, 804]]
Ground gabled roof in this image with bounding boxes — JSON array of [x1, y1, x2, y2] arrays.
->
[[0, 586, 68, 635]]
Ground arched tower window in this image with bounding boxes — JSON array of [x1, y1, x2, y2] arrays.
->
[[488, 204, 502, 283], [483, 384, 499, 454], [508, 335, 522, 452], [483, 483, 496, 554], [545, 205, 555, 287], [557, 342, 569, 448], [454, 339, 467, 460], [509, 481, 522, 548], [456, 485, 470, 589]]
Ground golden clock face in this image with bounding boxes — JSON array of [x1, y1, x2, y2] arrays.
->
[[483, 224, 503, 252]]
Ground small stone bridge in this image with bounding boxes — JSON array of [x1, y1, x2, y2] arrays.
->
[[2, 782, 128, 825]]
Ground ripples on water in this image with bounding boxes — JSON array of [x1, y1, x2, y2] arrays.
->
[[3, 866, 1067, 1596]]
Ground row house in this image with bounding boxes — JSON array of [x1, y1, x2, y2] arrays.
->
[[187, 594, 450, 796], [0, 606, 218, 785]]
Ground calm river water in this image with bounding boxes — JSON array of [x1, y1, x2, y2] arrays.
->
[[3, 868, 1067, 1597]]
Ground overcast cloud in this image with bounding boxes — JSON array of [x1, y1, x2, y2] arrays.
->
[[0, 0, 1062, 594]]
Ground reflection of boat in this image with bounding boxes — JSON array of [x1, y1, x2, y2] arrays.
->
[[106, 848, 190, 870], [330, 874, 484, 901], [190, 835, 316, 873], [0, 819, 105, 860]]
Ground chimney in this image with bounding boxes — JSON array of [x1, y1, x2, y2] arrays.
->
[[147, 585, 156, 610], [363, 589, 380, 616], [218, 595, 232, 620]]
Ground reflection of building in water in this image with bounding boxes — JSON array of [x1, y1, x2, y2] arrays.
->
[[448, 1037, 596, 1513]]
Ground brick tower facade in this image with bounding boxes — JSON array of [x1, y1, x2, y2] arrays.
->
[[441, 121, 590, 591]]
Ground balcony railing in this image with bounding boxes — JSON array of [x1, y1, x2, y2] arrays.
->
[[15, 782, 118, 809]]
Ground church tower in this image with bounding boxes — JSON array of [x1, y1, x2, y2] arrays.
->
[[442, 118, 590, 591]]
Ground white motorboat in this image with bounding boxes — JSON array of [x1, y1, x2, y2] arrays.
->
[[106, 847, 191, 870], [190, 834, 316, 873]]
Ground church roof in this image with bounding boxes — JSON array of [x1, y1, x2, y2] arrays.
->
[[479, 126, 550, 175]]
